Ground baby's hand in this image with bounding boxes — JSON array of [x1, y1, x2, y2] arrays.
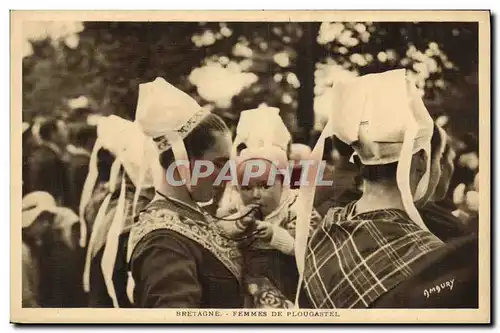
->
[[255, 221, 274, 242], [236, 205, 260, 230]]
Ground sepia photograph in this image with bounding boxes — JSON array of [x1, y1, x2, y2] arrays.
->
[[10, 10, 490, 324]]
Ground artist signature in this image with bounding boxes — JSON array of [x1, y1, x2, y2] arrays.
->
[[423, 278, 454, 298]]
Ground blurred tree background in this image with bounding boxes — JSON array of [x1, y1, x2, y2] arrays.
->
[[22, 20, 478, 154], [21, 20, 481, 226]]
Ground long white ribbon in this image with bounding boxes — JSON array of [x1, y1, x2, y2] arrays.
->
[[294, 115, 334, 307], [397, 118, 430, 232], [78, 141, 103, 248], [131, 140, 147, 219], [82, 158, 121, 293], [101, 173, 127, 308], [163, 131, 192, 192], [82, 192, 111, 293]]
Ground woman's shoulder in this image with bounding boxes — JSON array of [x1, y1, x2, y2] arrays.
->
[[127, 199, 244, 280], [322, 202, 355, 227], [130, 224, 204, 260], [130, 200, 184, 238], [127, 200, 207, 261]]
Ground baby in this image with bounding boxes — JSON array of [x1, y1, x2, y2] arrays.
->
[[216, 146, 321, 307]]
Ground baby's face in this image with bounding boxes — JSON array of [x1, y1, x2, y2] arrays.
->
[[239, 178, 283, 217]]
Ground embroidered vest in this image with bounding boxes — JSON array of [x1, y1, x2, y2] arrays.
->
[[127, 200, 243, 281]]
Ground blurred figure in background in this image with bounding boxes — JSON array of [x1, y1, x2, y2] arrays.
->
[[446, 133, 479, 227], [26, 118, 70, 205], [451, 177, 479, 235], [22, 191, 85, 307], [22, 122, 34, 197], [82, 149, 116, 235], [66, 125, 97, 213], [417, 124, 470, 242], [22, 241, 39, 308]]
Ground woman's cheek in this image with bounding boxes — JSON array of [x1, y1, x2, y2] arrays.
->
[[239, 191, 253, 206]]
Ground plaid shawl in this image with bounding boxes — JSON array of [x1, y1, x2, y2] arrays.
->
[[303, 201, 444, 309]]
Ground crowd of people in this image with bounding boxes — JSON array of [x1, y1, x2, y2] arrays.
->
[[21, 69, 479, 309]]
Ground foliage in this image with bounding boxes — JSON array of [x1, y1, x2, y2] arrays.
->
[[22, 21, 478, 145]]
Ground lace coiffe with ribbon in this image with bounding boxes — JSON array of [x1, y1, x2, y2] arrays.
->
[[217, 106, 293, 218], [124, 77, 216, 305], [79, 115, 158, 307], [293, 69, 437, 307]]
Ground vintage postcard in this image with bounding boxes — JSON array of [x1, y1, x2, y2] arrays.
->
[[11, 10, 490, 324]]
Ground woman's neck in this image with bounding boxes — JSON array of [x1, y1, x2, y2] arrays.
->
[[154, 178, 198, 210], [355, 180, 405, 215]]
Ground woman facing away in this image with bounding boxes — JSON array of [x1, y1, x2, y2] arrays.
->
[[126, 78, 244, 308], [296, 69, 478, 309], [324, 123, 470, 243], [22, 191, 84, 308], [79, 115, 156, 308]]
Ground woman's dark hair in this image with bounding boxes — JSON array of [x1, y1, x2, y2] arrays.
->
[[97, 148, 115, 182], [322, 137, 334, 163], [333, 135, 354, 158], [236, 143, 247, 155], [22, 211, 55, 247], [353, 155, 398, 182], [74, 126, 97, 149], [38, 119, 59, 141], [159, 113, 229, 169], [322, 136, 354, 164]]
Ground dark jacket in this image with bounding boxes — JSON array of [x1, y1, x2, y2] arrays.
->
[[129, 200, 244, 308], [371, 235, 478, 308], [419, 202, 470, 242], [131, 229, 244, 308], [26, 145, 68, 205], [24, 217, 87, 308], [66, 150, 91, 213]]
